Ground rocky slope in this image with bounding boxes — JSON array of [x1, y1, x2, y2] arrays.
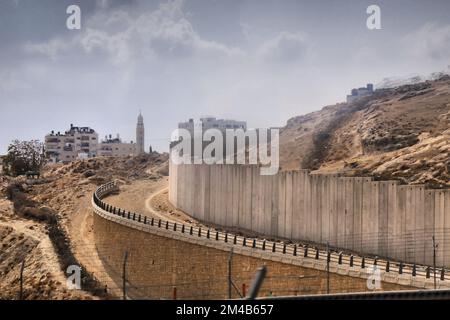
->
[[0, 153, 169, 299], [280, 76, 450, 188]]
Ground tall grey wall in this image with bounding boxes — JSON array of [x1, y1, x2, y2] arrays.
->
[[169, 162, 450, 267]]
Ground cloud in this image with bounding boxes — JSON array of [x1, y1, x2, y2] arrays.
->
[[402, 22, 450, 61], [24, 0, 243, 66], [257, 31, 310, 62]]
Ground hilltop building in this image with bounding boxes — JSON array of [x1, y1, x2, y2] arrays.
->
[[346, 83, 374, 103], [45, 125, 98, 163], [97, 134, 137, 157], [45, 113, 146, 163]]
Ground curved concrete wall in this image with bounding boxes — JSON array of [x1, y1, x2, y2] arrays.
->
[[92, 182, 426, 299], [169, 162, 450, 267]]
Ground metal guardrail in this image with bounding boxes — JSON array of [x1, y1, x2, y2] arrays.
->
[[92, 181, 449, 283]]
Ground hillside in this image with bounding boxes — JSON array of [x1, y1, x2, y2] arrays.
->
[[0, 153, 169, 299], [280, 76, 450, 188]]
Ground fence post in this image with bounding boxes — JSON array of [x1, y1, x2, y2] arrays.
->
[[19, 259, 25, 300], [122, 251, 128, 300], [228, 248, 233, 299]]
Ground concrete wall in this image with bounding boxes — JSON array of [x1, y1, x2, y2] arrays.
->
[[93, 200, 415, 299], [169, 162, 450, 267]]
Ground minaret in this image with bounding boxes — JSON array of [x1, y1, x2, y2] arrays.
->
[[136, 112, 145, 155]]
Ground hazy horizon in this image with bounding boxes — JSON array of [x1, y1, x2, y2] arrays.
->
[[1, 0, 450, 154]]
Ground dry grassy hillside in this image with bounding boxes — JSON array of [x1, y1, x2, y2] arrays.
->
[[0, 153, 169, 299], [280, 76, 450, 188]]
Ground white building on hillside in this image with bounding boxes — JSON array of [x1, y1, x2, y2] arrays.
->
[[97, 134, 137, 157], [45, 112, 146, 163], [45, 125, 98, 163], [346, 83, 374, 103]]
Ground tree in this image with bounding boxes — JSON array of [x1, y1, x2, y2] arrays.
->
[[2, 140, 45, 176]]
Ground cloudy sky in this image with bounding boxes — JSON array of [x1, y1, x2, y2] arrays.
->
[[1, 0, 449, 153]]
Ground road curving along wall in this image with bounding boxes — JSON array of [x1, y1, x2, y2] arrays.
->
[[92, 182, 434, 299]]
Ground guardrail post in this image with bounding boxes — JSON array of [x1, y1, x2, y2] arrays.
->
[[138, 214, 141, 222], [399, 262, 403, 274], [252, 239, 256, 248], [151, 218, 154, 226], [189, 226, 193, 235], [386, 261, 390, 272], [262, 240, 266, 251], [243, 237, 247, 247], [225, 233, 228, 243], [315, 248, 319, 260], [127, 212, 130, 219], [272, 242, 276, 253], [373, 257, 378, 266], [206, 229, 210, 239], [181, 225, 185, 233], [304, 246, 308, 258], [293, 245, 297, 256], [144, 216, 147, 224], [283, 243, 286, 254], [158, 220, 162, 228], [426, 266, 430, 278], [198, 228, 202, 237], [215, 231, 219, 241], [361, 257, 365, 269], [441, 268, 445, 281], [173, 223, 177, 232], [233, 235, 237, 245], [338, 252, 343, 265], [166, 221, 169, 229], [350, 255, 354, 267], [412, 264, 416, 276]]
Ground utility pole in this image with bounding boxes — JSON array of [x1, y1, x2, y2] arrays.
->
[[19, 259, 25, 300], [228, 248, 233, 299], [326, 242, 330, 294], [432, 236, 438, 290], [122, 251, 129, 300]]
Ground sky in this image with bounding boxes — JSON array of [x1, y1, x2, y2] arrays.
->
[[1, 0, 450, 153]]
